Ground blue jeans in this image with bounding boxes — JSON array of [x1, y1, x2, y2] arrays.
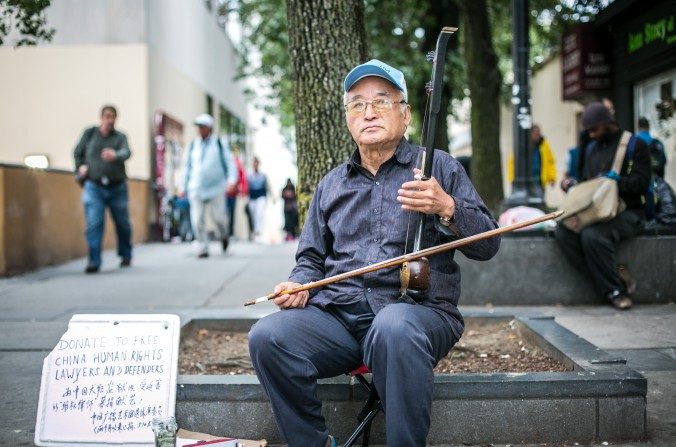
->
[[81, 180, 132, 267]]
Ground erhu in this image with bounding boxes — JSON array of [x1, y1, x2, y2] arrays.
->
[[399, 26, 457, 302]]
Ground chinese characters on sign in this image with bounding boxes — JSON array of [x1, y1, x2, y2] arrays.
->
[[35, 315, 180, 447]]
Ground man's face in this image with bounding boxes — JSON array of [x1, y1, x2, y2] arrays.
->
[[197, 125, 211, 139], [345, 77, 410, 148], [100, 110, 116, 133], [588, 124, 608, 141]]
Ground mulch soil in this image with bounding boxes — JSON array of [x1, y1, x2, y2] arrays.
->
[[179, 320, 569, 375]]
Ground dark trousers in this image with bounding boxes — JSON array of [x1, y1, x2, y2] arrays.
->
[[226, 196, 236, 236], [284, 209, 299, 237], [81, 180, 132, 267], [248, 300, 457, 447], [555, 209, 643, 299]]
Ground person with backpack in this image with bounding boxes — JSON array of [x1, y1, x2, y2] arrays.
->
[[555, 102, 652, 310], [181, 113, 237, 258], [637, 116, 666, 179], [637, 116, 676, 229], [73, 105, 133, 273]]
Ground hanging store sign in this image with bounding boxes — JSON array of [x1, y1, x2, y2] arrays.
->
[[561, 24, 611, 100]]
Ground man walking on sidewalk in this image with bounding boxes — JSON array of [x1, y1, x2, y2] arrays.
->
[[181, 113, 237, 258], [74, 105, 133, 273]]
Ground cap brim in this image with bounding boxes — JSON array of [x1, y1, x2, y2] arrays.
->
[[344, 66, 403, 93]]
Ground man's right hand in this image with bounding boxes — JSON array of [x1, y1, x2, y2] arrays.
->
[[78, 165, 88, 177], [272, 281, 308, 309]]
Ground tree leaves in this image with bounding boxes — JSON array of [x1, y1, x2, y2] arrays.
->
[[0, 0, 54, 46]]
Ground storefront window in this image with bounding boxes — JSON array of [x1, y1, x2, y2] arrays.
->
[[219, 104, 247, 154]]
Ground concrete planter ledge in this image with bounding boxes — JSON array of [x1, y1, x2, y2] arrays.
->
[[176, 316, 647, 445], [457, 234, 676, 305]]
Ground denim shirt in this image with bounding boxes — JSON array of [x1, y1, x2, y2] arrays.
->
[[289, 138, 500, 337], [181, 134, 237, 201]]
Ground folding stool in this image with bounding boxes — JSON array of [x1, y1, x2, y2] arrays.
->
[[343, 364, 383, 447]]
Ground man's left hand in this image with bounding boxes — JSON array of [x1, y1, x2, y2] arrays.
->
[[398, 168, 455, 218], [101, 148, 117, 162]]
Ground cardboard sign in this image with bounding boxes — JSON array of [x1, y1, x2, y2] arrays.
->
[[35, 314, 180, 446], [176, 429, 267, 447]]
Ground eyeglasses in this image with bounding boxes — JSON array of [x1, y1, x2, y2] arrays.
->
[[344, 98, 407, 116]]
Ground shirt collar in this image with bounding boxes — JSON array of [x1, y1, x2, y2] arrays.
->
[[344, 138, 415, 177]]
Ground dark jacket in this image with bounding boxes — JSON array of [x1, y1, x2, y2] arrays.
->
[[74, 126, 131, 184]]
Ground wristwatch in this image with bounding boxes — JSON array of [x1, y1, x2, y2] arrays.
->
[[438, 214, 453, 227]]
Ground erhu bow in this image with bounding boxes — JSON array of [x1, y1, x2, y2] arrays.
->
[[243, 210, 563, 306], [399, 26, 457, 302]]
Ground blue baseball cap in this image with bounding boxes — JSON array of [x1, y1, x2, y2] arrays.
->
[[343, 59, 408, 101]]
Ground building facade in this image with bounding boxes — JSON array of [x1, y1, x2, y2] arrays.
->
[[499, 0, 675, 209], [0, 0, 249, 274]]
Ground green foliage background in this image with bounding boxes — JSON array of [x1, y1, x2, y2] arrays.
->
[[233, 0, 599, 145]]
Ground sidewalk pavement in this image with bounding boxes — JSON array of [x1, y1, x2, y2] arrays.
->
[[0, 240, 674, 446]]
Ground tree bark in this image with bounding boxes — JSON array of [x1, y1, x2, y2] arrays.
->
[[419, 0, 459, 153], [456, 0, 504, 212], [286, 0, 368, 222]]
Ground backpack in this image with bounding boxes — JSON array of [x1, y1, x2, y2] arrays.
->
[[647, 177, 676, 229], [75, 126, 98, 186], [647, 138, 666, 178]]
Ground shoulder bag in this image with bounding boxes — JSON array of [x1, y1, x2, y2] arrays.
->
[[558, 131, 631, 233]]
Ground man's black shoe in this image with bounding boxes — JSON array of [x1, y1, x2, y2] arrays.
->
[[198, 252, 209, 258], [612, 295, 633, 310], [608, 289, 632, 310], [85, 265, 100, 274], [120, 258, 131, 268], [222, 237, 229, 252]]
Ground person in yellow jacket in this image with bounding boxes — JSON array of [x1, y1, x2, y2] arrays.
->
[[507, 124, 557, 198]]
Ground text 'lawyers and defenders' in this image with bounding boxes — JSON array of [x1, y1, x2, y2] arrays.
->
[[35, 316, 179, 445], [51, 334, 166, 435]]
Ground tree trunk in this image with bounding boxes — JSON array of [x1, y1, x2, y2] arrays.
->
[[419, 0, 459, 153], [286, 0, 368, 222], [456, 0, 504, 212]]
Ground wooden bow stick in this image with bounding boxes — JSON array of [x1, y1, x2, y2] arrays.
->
[[243, 210, 564, 306]]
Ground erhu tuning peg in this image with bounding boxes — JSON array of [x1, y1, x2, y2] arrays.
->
[[426, 51, 436, 63]]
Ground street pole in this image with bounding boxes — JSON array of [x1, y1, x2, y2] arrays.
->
[[505, 0, 543, 209]]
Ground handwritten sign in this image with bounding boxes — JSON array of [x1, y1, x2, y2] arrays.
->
[[35, 314, 180, 447]]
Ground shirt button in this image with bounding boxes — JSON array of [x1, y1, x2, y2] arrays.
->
[[367, 288, 372, 293], [374, 238, 379, 242], [373, 208, 378, 213], [375, 181, 380, 186]]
